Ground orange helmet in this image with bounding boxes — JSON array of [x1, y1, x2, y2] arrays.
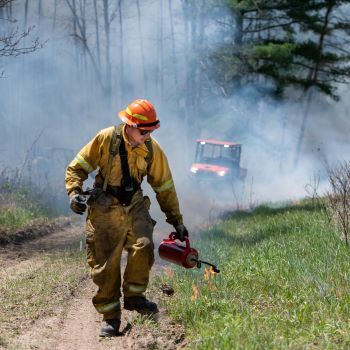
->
[[118, 99, 160, 130]]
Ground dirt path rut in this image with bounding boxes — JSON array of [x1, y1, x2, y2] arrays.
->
[[1, 222, 186, 350], [50, 280, 184, 350]]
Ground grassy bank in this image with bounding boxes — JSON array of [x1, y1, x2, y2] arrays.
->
[[0, 173, 70, 242], [0, 166, 70, 233], [158, 202, 350, 349], [0, 189, 57, 230], [0, 249, 88, 348]]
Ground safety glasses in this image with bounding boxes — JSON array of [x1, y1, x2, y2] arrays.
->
[[139, 129, 153, 136]]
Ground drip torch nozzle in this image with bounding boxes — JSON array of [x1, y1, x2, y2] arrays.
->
[[192, 258, 220, 273]]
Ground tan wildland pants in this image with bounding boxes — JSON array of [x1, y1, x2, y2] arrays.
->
[[85, 191, 154, 320]]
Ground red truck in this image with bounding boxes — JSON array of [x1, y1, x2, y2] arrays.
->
[[190, 139, 247, 182]]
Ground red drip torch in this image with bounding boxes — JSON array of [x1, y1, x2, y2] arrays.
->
[[158, 233, 220, 273]]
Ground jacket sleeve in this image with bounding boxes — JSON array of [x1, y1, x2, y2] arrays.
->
[[147, 140, 183, 227], [65, 132, 104, 196]]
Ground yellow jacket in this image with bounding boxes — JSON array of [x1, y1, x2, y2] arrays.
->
[[65, 125, 183, 227]]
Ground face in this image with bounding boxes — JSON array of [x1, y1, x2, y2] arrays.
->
[[126, 126, 153, 146]]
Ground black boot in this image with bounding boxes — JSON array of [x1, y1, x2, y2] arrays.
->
[[124, 296, 159, 315], [99, 319, 121, 337]]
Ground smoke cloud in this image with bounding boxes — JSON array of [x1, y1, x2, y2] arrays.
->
[[1, 1, 350, 229]]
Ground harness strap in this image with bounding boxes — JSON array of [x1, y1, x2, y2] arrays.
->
[[102, 125, 122, 192], [144, 139, 153, 167], [102, 124, 154, 193], [119, 136, 133, 191]]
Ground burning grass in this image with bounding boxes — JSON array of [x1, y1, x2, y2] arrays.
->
[[158, 200, 350, 349]]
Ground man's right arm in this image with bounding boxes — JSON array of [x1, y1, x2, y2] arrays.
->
[[147, 140, 189, 240], [65, 132, 104, 197]]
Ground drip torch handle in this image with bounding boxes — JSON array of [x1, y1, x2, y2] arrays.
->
[[169, 232, 177, 240], [192, 258, 220, 273], [169, 232, 191, 249]]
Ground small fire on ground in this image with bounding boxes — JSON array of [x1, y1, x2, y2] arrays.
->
[[191, 266, 219, 300]]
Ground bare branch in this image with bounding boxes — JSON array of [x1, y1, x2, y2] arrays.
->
[[0, 0, 43, 58], [243, 20, 299, 33], [0, 0, 12, 8], [0, 26, 42, 57]]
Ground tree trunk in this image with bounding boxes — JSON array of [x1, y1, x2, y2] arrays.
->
[[279, 112, 288, 172], [182, 0, 190, 130], [117, 0, 124, 104], [38, 0, 42, 27], [80, 0, 88, 74], [294, 90, 313, 167], [72, 0, 79, 69], [189, 2, 197, 119], [103, 0, 112, 98], [65, 0, 104, 91], [233, 9, 244, 92], [93, 0, 101, 69], [195, 0, 206, 127], [7, 0, 12, 20], [53, 0, 58, 31], [136, 0, 147, 95], [24, 0, 29, 28], [294, 3, 334, 168], [168, 0, 179, 104], [234, 9, 243, 46], [157, 0, 164, 100]]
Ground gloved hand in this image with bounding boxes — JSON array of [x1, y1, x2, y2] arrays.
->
[[70, 193, 87, 215], [174, 224, 189, 242]]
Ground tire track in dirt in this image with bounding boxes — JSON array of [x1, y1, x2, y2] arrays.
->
[[48, 278, 185, 350]]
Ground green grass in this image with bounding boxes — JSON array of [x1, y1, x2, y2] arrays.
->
[[0, 205, 39, 229], [0, 249, 88, 342], [0, 184, 65, 231], [132, 314, 160, 330], [158, 201, 350, 349]]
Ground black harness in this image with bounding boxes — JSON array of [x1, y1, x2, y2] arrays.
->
[[100, 124, 152, 207], [112, 137, 139, 206]]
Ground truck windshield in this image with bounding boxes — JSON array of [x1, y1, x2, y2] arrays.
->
[[195, 143, 241, 166]]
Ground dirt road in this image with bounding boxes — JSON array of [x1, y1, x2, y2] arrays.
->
[[0, 223, 186, 350]]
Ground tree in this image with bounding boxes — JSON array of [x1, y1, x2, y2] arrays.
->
[[64, 0, 104, 90], [205, 0, 350, 166], [206, 1, 350, 97], [0, 0, 41, 59]]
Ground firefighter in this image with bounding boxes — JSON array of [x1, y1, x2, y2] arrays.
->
[[65, 99, 188, 337]]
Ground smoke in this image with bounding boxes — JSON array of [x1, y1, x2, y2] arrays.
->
[[1, 1, 350, 227]]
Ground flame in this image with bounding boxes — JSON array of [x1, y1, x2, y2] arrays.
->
[[163, 267, 174, 278], [191, 283, 199, 300], [210, 266, 219, 275], [203, 266, 218, 281], [203, 266, 219, 291], [203, 267, 211, 281]]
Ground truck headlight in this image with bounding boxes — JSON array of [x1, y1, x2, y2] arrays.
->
[[218, 170, 226, 177], [190, 167, 198, 173]]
